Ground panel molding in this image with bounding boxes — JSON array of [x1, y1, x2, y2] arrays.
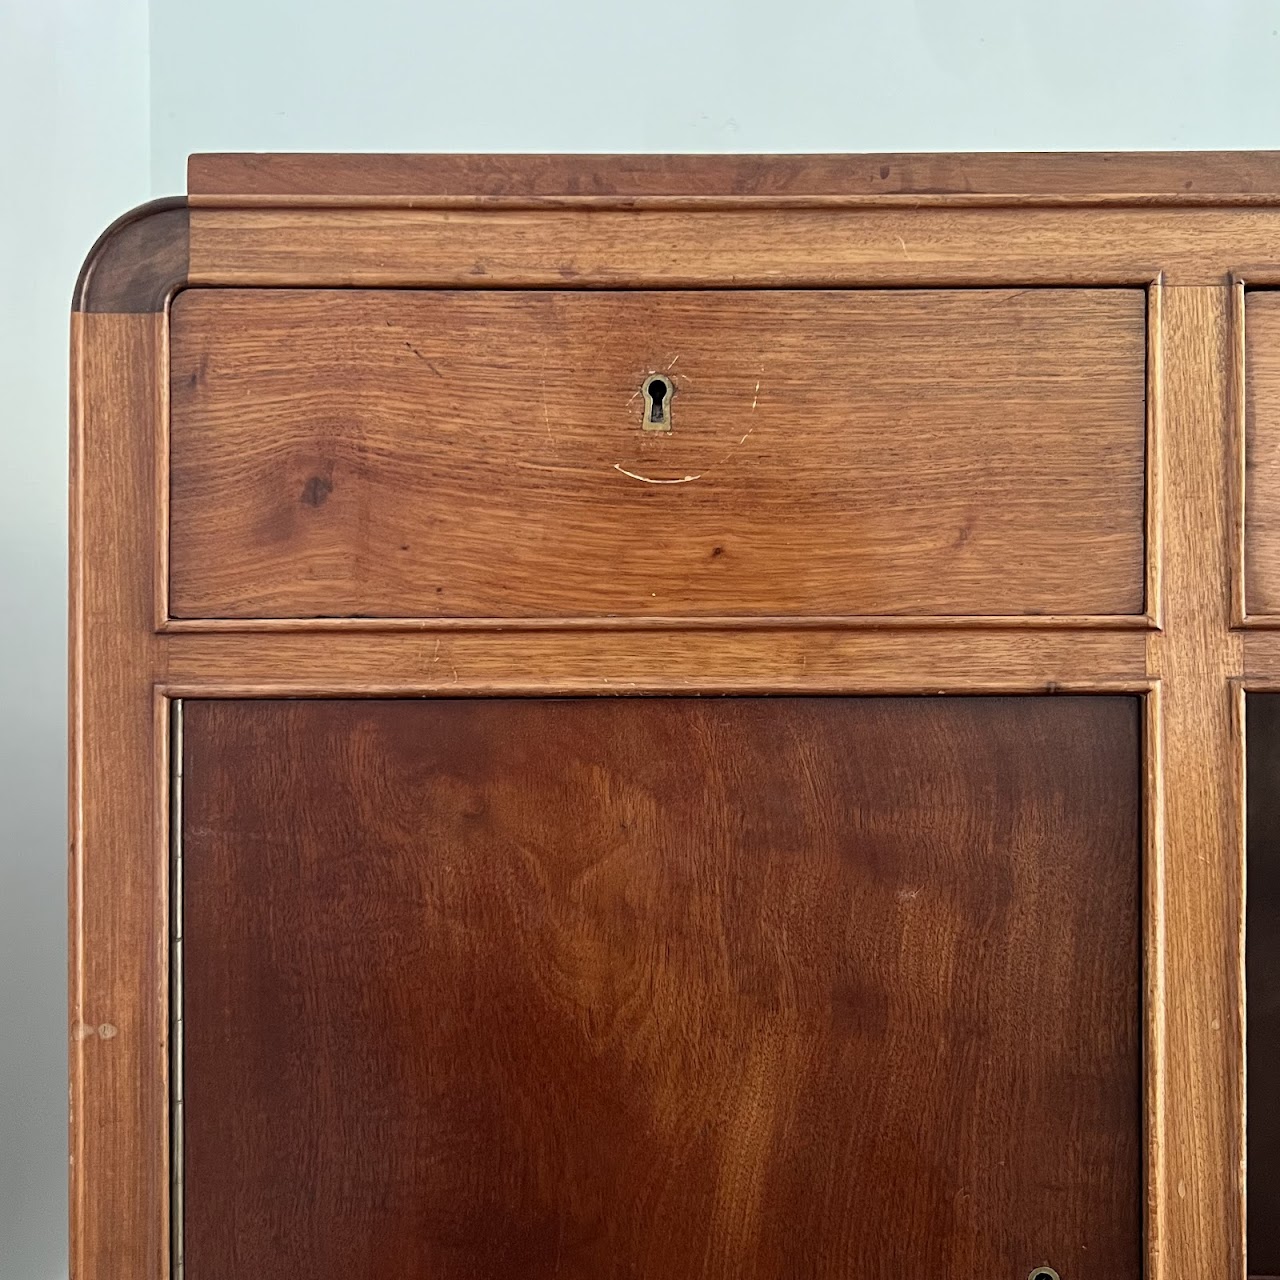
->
[[185, 150, 1280, 207]]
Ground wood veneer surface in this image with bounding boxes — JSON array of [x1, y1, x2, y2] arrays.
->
[[180, 694, 1143, 1280]]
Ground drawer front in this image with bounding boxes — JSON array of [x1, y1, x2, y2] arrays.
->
[[169, 287, 1147, 621], [1248, 291, 1280, 617]]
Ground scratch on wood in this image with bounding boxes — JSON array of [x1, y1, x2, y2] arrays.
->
[[425, 638, 457, 681], [404, 342, 443, 377], [540, 339, 552, 439], [614, 464, 702, 485], [896, 234, 913, 261]]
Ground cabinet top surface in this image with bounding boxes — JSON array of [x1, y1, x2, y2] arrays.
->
[[186, 151, 1280, 203]]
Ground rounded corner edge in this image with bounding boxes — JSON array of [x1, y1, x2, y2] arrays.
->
[[73, 198, 190, 315]]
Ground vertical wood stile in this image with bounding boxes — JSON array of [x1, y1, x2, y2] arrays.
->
[[1146, 286, 1246, 1280], [69, 313, 169, 1280]]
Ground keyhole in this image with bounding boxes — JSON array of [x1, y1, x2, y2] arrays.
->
[[1028, 1268, 1060, 1280], [642, 375, 672, 431], [648, 378, 668, 423]]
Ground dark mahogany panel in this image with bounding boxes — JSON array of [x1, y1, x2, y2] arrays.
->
[[1248, 695, 1280, 1279], [180, 696, 1142, 1280]]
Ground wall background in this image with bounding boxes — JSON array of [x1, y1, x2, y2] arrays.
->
[[6, 1, 1280, 1275], [1, 3, 149, 1279], [149, 0, 1280, 193]]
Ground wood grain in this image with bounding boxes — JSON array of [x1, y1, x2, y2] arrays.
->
[[169, 287, 1147, 621], [1144, 286, 1245, 1280], [1245, 291, 1280, 618], [72, 155, 1273, 1280], [1247, 693, 1280, 1277], [69, 314, 168, 1280], [1245, 633, 1280, 680], [180, 695, 1142, 1280], [158, 628, 1151, 695], [187, 150, 1280, 204], [72, 200, 188, 314], [184, 206, 1280, 289]]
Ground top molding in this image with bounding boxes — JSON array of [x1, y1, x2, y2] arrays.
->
[[189, 150, 1280, 207], [75, 152, 1280, 312]]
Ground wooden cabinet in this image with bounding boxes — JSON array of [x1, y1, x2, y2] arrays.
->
[[70, 153, 1280, 1280]]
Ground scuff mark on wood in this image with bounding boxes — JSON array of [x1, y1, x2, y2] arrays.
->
[[541, 338, 552, 439], [73, 1022, 118, 1041], [614, 464, 702, 485], [428, 636, 458, 682]]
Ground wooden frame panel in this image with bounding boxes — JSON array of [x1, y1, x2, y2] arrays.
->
[[184, 205, 1280, 288], [72, 153, 1280, 1280], [70, 312, 171, 1280], [1146, 284, 1246, 1279]]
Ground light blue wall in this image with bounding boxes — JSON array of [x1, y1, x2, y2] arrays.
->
[[0, 3, 151, 1278], [150, 0, 1280, 192]]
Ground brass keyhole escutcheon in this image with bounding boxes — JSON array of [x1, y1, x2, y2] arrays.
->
[[1028, 1268, 1061, 1280], [641, 374, 673, 432]]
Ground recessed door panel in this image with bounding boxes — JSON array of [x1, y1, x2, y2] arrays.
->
[[179, 695, 1142, 1280], [1248, 694, 1280, 1278]]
